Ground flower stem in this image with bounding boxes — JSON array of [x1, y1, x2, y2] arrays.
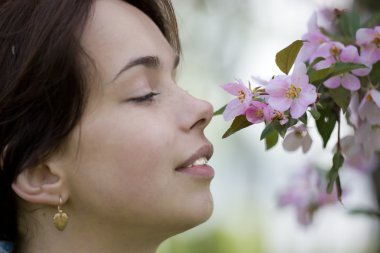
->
[[335, 107, 343, 202]]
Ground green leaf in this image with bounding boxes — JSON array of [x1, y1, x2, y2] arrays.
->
[[338, 11, 361, 38], [329, 87, 351, 113], [265, 130, 279, 150], [370, 61, 380, 85], [299, 113, 308, 125], [275, 40, 304, 74], [331, 62, 367, 76], [213, 105, 226, 116], [260, 123, 280, 150], [222, 115, 252, 139], [316, 106, 337, 147], [327, 152, 344, 193], [308, 57, 325, 70], [260, 123, 274, 140], [309, 62, 366, 85], [272, 118, 297, 138], [310, 108, 321, 120], [309, 67, 334, 83], [349, 208, 380, 218]]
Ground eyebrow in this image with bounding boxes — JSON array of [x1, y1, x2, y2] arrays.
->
[[111, 54, 180, 83]]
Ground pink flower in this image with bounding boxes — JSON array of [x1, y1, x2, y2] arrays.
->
[[358, 88, 380, 125], [340, 135, 378, 173], [265, 109, 289, 125], [312, 42, 361, 91], [348, 92, 360, 128], [282, 125, 312, 153], [310, 41, 345, 69], [307, 8, 338, 34], [297, 31, 330, 62], [352, 45, 375, 76], [222, 80, 253, 121], [323, 72, 361, 91], [356, 26, 380, 64], [356, 123, 380, 156], [251, 75, 269, 86], [278, 164, 339, 227], [266, 63, 317, 119], [245, 101, 272, 124]]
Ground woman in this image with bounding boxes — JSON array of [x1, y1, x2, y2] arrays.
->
[[0, 0, 215, 252]]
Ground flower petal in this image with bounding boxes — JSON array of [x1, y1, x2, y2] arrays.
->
[[251, 75, 269, 86], [352, 63, 371, 76], [245, 101, 267, 124], [360, 44, 379, 65], [358, 91, 371, 120], [323, 76, 341, 89], [340, 45, 359, 62], [341, 73, 360, 91], [297, 43, 317, 62], [223, 99, 246, 121], [310, 42, 331, 61], [349, 92, 360, 128], [291, 63, 309, 85], [282, 132, 302, 151], [268, 96, 292, 112], [299, 84, 317, 105], [301, 133, 313, 153], [370, 89, 380, 108], [364, 104, 380, 125], [307, 12, 318, 32], [290, 99, 308, 118], [356, 28, 376, 45], [266, 77, 289, 97], [222, 81, 248, 96], [314, 58, 334, 70]]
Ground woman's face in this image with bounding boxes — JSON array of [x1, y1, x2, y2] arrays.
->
[[55, 0, 214, 237]]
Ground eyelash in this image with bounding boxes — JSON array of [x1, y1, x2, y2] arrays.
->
[[128, 92, 160, 103]]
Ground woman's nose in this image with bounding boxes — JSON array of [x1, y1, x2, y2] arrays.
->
[[178, 89, 214, 132]]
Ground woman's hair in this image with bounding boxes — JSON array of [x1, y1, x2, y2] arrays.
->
[[0, 0, 180, 243]]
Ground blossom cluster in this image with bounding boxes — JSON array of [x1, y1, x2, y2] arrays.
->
[[278, 164, 339, 226], [218, 8, 380, 225], [223, 61, 317, 125]]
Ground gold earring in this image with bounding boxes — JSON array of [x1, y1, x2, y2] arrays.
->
[[53, 195, 68, 231]]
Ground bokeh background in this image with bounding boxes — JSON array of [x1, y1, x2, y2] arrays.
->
[[157, 0, 380, 252]]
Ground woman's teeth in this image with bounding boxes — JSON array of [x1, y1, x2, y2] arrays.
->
[[187, 157, 208, 167]]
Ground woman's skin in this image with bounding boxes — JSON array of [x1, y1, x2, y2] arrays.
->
[[11, 0, 215, 252]]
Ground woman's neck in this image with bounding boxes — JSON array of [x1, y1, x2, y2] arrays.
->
[[20, 229, 162, 253], [17, 209, 166, 253]]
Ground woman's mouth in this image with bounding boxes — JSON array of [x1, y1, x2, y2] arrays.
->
[[175, 145, 214, 179]]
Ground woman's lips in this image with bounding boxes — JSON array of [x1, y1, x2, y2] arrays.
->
[[175, 143, 214, 179], [175, 164, 215, 179]]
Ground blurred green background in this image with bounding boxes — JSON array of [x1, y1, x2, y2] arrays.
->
[[157, 0, 380, 252]]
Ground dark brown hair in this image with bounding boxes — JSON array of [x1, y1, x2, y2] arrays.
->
[[0, 0, 180, 245]]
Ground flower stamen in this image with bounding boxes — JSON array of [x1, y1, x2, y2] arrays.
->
[[367, 94, 373, 102], [295, 129, 307, 138], [256, 109, 263, 118], [373, 34, 380, 46], [238, 90, 246, 103], [286, 84, 302, 99], [330, 44, 342, 57]]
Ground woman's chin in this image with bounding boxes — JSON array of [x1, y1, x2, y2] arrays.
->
[[169, 192, 214, 234]]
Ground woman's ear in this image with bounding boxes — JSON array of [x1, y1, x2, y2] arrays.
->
[[11, 162, 69, 206]]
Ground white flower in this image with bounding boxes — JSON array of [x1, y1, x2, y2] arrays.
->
[[358, 88, 380, 125], [282, 125, 312, 153], [356, 123, 380, 156]]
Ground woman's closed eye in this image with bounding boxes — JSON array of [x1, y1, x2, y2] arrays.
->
[[127, 92, 160, 103]]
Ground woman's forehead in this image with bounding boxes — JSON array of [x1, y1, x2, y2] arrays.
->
[[80, 0, 175, 82]]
